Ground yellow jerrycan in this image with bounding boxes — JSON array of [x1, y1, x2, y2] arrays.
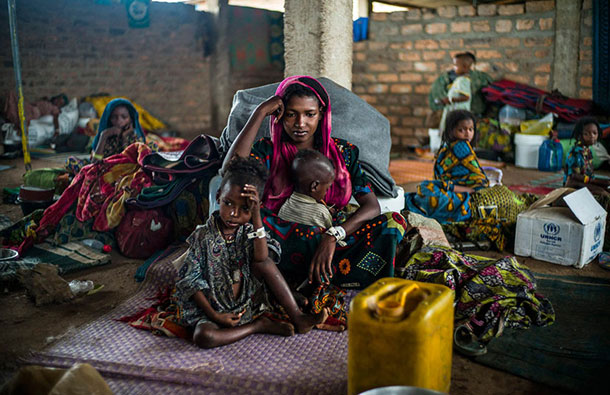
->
[[348, 278, 454, 395]]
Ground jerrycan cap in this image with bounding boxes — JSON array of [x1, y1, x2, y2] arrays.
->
[[374, 283, 420, 319]]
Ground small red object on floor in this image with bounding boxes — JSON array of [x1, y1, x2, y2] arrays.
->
[[103, 245, 112, 253]]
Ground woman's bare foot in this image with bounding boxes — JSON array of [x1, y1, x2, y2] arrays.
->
[[293, 308, 329, 334], [256, 316, 295, 336]]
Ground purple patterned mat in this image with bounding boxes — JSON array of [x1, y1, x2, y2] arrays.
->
[[23, 247, 352, 394]]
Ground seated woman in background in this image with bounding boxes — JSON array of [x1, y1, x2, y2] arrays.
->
[[405, 110, 489, 224], [223, 75, 407, 293], [65, 98, 156, 174]]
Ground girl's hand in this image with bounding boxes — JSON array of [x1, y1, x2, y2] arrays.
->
[[453, 185, 475, 193], [258, 96, 284, 123], [309, 234, 336, 285], [214, 310, 244, 328], [241, 184, 261, 212]]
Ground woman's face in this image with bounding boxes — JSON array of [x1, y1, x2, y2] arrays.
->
[[110, 106, 132, 130], [452, 118, 475, 142], [581, 123, 599, 146], [282, 95, 322, 149]]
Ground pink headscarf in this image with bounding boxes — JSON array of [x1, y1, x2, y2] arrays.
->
[[264, 75, 352, 212]]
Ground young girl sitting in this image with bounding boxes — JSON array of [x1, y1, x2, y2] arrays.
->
[[173, 157, 327, 348], [405, 109, 489, 223], [564, 117, 610, 196]]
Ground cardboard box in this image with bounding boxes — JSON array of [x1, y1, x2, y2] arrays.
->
[[514, 188, 606, 268]]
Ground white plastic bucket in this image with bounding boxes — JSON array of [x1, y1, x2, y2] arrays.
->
[[514, 133, 547, 168], [428, 128, 441, 153]]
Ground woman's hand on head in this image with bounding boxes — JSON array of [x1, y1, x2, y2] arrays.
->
[[309, 234, 336, 286], [258, 96, 284, 123]]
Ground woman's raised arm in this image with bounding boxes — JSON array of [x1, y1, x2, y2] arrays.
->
[[222, 96, 284, 172]]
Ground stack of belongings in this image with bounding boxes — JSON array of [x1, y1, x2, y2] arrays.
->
[[482, 79, 594, 122]]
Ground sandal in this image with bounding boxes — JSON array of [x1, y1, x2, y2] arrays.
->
[[453, 325, 487, 357]]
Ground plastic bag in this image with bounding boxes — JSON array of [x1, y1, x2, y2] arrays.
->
[[520, 113, 554, 135], [499, 104, 526, 126]]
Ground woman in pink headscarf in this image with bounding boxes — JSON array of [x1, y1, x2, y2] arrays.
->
[[223, 76, 407, 292]]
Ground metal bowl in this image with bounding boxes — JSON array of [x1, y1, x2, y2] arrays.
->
[[0, 248, 19, 261], [359, 386, 446, 395]]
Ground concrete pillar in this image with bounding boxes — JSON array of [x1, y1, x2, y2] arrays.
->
[[552, 0, 581, 97], [209, 0, 232, 135], [284, 0, 353, 90]]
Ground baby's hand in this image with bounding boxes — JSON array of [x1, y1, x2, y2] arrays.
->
[[242, 184, 261, 211], [214, 310, 244, 328]]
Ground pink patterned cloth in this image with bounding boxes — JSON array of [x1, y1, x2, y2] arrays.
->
[[19, 143, 153, 254]]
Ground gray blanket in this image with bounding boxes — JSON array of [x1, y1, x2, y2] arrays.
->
[[219, 77, 397, 197]]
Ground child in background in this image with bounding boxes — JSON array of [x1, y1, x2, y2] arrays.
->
[[437, 52, 475, 133], [405, 109, 489, 223], [173, 157, 327, 348], [278, 149, 336, 229], [564, 117, 610, 196]]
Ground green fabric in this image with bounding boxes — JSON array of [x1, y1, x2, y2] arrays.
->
[[22, 168, 67, 191], [429, 70, 494, 115], [402, 246, 555, 342]]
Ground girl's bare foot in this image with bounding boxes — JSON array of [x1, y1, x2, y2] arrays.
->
[[293, 308, 329, 334], [292, 291, 309, 308], [257, 316, 295, 336]]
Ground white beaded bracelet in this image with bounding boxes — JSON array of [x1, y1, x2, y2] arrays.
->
[[247, 227, 266, 239]]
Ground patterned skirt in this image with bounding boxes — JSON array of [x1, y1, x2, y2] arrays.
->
[[404, 180, 472, 224], [262, 210, 408, 290]]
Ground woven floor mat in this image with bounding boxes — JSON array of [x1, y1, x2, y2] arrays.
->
[[23, 246, 352, 394], [389, 159, 434, 185]]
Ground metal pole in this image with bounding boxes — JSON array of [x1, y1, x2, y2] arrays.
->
[[7, 0, 31, 171]]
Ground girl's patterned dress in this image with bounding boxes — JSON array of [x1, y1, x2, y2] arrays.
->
[[564, 141, 594, 185], [173, 212, 281, 327], [405, 140, 489, 224]]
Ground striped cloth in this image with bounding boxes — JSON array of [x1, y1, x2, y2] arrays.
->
[[278, 192, 333, 229]]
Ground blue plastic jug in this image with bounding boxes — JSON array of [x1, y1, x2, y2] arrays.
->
[[538, 139, 563, 172]]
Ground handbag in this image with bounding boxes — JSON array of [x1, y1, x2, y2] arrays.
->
[[140, 134, 221, 184], [116, 207, 173, 259]]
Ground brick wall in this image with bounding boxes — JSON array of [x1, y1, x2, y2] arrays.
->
[[353, 0, 593, 152], [0, 0, 211, 136]]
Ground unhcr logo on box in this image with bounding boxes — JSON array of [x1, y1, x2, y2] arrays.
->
[[594, 222, 602, 242], [543, 222, 560, 235], [541, 222, 562, 242]]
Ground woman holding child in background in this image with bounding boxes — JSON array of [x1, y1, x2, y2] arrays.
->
[[223, 76, 407, 292]]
